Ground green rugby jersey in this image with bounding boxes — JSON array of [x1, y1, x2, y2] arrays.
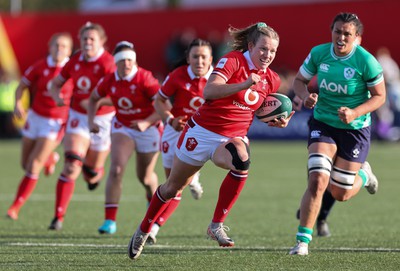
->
[[299, 43, 384, 129]]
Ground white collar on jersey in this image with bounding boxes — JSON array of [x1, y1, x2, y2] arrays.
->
[[187, 65, 214, 80], [330, 43, 357, 61], [46, 55, 69, 68], [79, 47, 105, 62], [115, 65, 138, 82], [243, 51, 266, 73]]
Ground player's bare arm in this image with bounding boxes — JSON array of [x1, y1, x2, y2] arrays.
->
[[49, 76, 65, 106], [204, 73, 259, 100]]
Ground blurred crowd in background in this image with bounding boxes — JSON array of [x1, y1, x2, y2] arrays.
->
[[1, 28, 399, 141], [0, 0, 399, 141]]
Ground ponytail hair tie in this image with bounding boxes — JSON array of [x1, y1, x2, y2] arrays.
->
[[257, 22, 267, 29]]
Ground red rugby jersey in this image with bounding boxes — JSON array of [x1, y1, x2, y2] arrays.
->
[[193, 51, 281, 137], [159, 65, 212, 118], [95, 67, 160, 127], [22, 56, 73, 121], [58, 49, 115, 115]]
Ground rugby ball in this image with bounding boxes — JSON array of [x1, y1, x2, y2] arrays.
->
[[255, 93, 292, 123]]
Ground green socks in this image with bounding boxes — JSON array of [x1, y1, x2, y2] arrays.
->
[[296, 226, 313, 244], [359, 168, 368, 187]]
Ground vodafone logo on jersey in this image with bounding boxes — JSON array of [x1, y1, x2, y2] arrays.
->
[[77, 76, 91, 93], [244, 88, 259, 105], [189, 97, 205, 110], [117, 97, 133, 109]]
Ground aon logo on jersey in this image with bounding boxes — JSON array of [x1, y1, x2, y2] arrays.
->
[[319, 79, 348, 94]]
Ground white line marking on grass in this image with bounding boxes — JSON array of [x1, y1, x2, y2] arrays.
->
[[6, 242, 400, 252], [0, 194, 142, 202], [7, 242, 125, 248]]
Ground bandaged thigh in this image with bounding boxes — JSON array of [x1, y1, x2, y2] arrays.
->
[[307, 153, 332, 176], [329, 166, 357, 190]]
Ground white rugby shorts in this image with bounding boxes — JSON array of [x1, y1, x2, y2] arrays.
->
[[111, 117, 161, 153], [160, 123, 180, 168], [22, 109, 64, 141], [66, 109, 114, 151], [176, 119, 231, 166]]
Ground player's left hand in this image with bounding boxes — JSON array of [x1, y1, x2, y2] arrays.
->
[[170, 115, 188, 132], [89, 122, 100, 133], [338, 106, 357, 124], [268, 111, 295, 128], [292, 95, 303, 111]]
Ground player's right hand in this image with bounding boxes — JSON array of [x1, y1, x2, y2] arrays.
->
[[89, 122, 100, 133], [54, 96, 66, 107], [304, 93, 318, 109], [292, 95, 303, 111], [246, 73, 261, 87], [171, 115, 188, 132], [13, 103, 26, 119]]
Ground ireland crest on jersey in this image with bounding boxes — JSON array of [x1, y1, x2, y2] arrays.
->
[[344, 67, 355, 80]]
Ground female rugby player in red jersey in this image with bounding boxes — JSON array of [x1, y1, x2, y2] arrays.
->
[[48, 22, 116, 230], [7, 32, 73, 220], [88, 41, 161, 235], [128, 22, 294, 260], [147, 38, 213, 244]]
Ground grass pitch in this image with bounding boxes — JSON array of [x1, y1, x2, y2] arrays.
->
[[1, 139, 399, 270]]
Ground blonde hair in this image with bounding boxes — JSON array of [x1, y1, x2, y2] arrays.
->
[[78, 22, 108, 43], [48, 32, 73, 49], [229, 22, 279, 52]]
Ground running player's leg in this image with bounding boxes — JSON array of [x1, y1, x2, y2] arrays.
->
[[49, 133, 89, 230], [99, 133, 134, 234]]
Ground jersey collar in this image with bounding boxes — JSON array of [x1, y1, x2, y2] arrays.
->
[[46, 55, 69, 67], [187, 65, 214, 80], [115, 65, 138, 82], [79, 47, 105, 62], [330, 43, 356, 61], [243, 51, 266, 74]]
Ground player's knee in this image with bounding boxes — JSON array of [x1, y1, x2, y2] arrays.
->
[[64, 152, 83, 174], [330, 186, 352, 202], [307, 177, 328, 197], [331, 193, 349, 202], [82, 165, 104, 182], [225, 141, 250, 171], [159, 183, 177, 201], [308, 153, 332, 176], [65, 152, 83, 165], [329, 166, 357, 198], [109, 165, 124, 179], [140, 172, 158, 187]]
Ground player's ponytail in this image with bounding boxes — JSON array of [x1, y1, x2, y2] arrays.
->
[[229, 22, 279, 52]]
